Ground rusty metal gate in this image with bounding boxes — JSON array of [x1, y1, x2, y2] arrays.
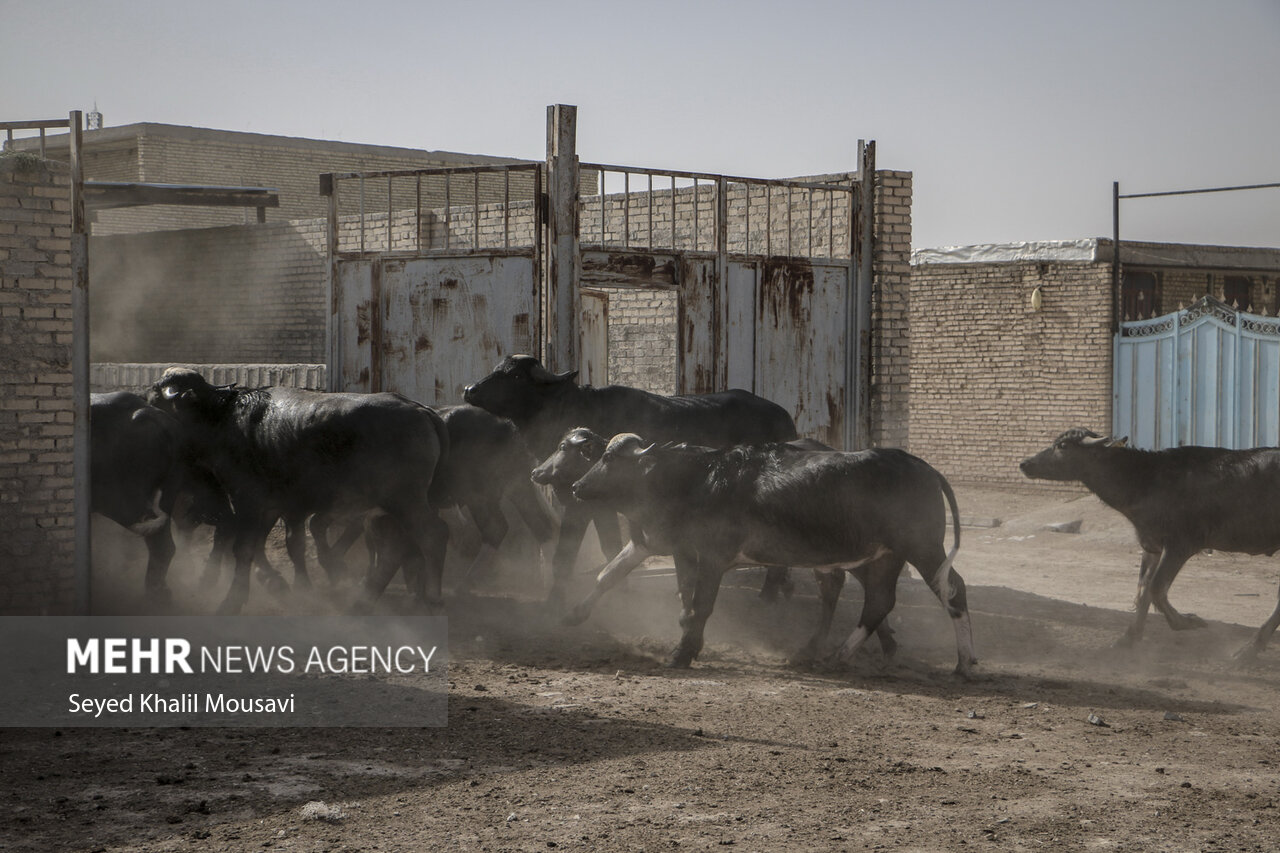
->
[[323, 164, 543, 404], [324, 109, 876, 450], [576, 152, 875, 449]]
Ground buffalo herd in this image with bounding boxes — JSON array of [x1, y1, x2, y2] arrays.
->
[[88, 357, 1280, 672]]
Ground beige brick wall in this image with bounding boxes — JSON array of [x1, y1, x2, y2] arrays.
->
[[908, 259, 1112, 488], [871, 171, 912, 449], [0, 154, 76, 613], [595, 286, 679, 395], [90, 221, 328, 364]]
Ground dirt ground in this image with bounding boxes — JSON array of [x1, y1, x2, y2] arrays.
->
[[4, 485, 1280, 852]]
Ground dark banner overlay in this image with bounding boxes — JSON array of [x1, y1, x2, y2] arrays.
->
[[0, 613, 447, 727]]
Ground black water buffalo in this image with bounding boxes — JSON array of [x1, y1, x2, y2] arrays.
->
[[432, 405, 556, 590], [148, 368, 450, 614], [572, 435, 977, 675], [463, 354, 799, 602], [1021, 428, 1280, 659], [534, 428, 826, 623], [314, 404, 556, 593], [90, 392, 183, 600]]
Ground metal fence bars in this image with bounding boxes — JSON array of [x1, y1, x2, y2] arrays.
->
[[1114, 295, 1280, 450], [323, 164, 543, 406]]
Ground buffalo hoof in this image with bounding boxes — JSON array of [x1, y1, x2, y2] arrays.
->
[[757, 576, 795, 603], [215, 595, 246, 617], [664, 649, 696, 669], [1112, 631, 1139, 650], [560, 604, 592, 627], [145, 585, 173, 609], [1168, 612, 1208, 631], [1232, 643, 1262, 664], [787, 643, 822, 668]]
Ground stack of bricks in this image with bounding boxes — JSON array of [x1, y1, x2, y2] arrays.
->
[[0, 155, 75, 613]]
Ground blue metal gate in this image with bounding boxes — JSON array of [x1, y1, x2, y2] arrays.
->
[[1114, 295, 1280, 449]]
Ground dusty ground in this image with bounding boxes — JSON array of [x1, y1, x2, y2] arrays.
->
[[4, 485, 1280, 852]]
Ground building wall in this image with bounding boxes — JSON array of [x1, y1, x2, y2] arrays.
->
[[0, 155, 75, 613], [90, 221, 328, 364], [14, 124, 617, 239], [908, 259, 1113, 488], [1145, 267, 1278, 318]]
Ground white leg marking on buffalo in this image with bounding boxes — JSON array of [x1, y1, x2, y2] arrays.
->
[[129, 490, 169, 536], [836, 625, 871, 663]]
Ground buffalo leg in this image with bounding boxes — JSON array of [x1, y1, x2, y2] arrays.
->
[[912, 553, 977, 677], [1235, 582, 1280, 661], [668, 554, 727, 669], [1148, 548, 1207, 631], [592, 508, 624, 560], [453, 503, 509, 594], [284, 515, 311, 588], [198, 524, 231, 590], [758, 567, 795, 602], [142, 523, 176, 604], [219, 514, 274, 615], [396, 503, 450, 610], [1120, 544, 1196, 645], [562, 538, 653, 626], [835, 555, 904, 666], [312, 514, 360, 584], [546, 503, 592, 607], [791, 568, 846, 665]]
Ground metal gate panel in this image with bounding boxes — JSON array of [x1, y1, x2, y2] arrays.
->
[[579, 289, 608, 387], [378, 255, 537, 405], [1115, 296, 1280, 449], [724, 262, 757, 391], [334, 259, 375, 391], [677, 257, 720, 395], [755, 259, 849, 447]]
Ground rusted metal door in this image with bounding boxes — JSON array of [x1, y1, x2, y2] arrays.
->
[[579, 289, 608, 386], [324, 165, 542, 405], [576, 163, 866, 447], [752, 259, 850, 447]]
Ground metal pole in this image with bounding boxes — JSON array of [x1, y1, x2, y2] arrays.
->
[[70, 110, 91, 614], [1110, 181, 1120, 439], [321, 173, 340, 390]]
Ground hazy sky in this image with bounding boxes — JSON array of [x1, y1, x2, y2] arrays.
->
[[4, 0, 1277, 250]]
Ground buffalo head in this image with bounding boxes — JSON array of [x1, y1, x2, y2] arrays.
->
[[463, 355, 578, 424], [571, 433, 656, 505], [148, 368, 234, 423], [531, 427, 608, 488], [1020, 428, 1128, 481]]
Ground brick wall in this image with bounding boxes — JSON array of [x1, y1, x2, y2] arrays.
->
[[594, 286, 679, 395], [871, 171, 912, 449], [90, 220, 328, 363], [908, 259, 1112, 488], [0, 154, 75, 613]]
